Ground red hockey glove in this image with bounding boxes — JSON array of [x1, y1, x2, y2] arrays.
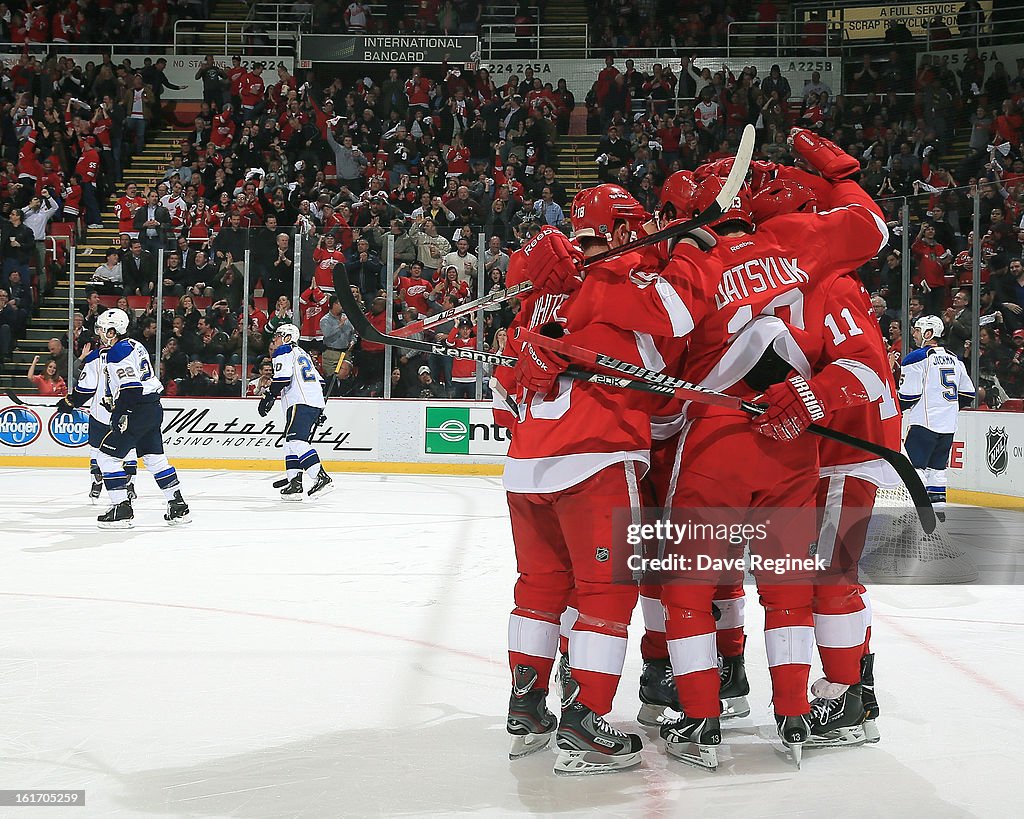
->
[[748, 160, 781, 192], [752, 375, 826, 441], [513, 325, 568, 394], [788, 128, 861, 181], [517, 225, 584, 296]]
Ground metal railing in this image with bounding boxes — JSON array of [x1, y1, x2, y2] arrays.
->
[[246, 2, 315, 33], [480, 23, 589, 60], [172, 19, 302, 57]]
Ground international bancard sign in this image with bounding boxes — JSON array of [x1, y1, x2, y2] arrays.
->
[[424, 406, 510, 456]]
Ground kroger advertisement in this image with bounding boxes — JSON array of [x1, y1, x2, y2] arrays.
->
[[0, 398, 378, 463]]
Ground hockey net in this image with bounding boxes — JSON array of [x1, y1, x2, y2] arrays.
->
[[859, 485, 979, 584]]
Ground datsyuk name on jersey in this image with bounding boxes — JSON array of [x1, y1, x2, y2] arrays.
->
[[715, 255, 811, 309]]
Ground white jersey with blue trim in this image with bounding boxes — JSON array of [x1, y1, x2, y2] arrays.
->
[[75, 349, 115, 425], [104, 338, 163, 404], [898, 345, 974, 434], [272, 343, 326, 411]]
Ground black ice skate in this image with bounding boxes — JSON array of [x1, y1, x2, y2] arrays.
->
[[280, 476, 304, 501], [637, 658, 682, 727], [89, 478, 103, 504], [806, 681, 867, 749], [554, 678, 642, 775], [97, 500, 134, 529], [507, 664, 557, 759], [127, 481, 137, 501], [776, 713, 811, 769], [661, 715, 721, 770], [860, 653, 880, 743], [164, 491, 191, 526], [719, 651, 751, 719], [556, 653, 572, 699], [307, 468, 335, 500]]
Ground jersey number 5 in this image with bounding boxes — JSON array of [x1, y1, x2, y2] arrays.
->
[[939, 367, 957, 401]]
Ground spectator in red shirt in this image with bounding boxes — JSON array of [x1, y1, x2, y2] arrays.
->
[[27, 355, 67, 395], [446, 317, 478, 398]]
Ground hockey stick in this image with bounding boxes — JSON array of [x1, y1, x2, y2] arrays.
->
[[526, 332, 938, 534], [4, 390, 57, 408], [387, 124, 756, 338], [583, 123, 756, 267], [323, 336, 357, 398], [390, 280, 535, 338]]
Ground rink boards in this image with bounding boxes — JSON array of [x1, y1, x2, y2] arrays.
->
[[1, 397, 1022, 506]]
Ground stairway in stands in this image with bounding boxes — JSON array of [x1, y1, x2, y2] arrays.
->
[[0, 129, 190, 395], [174, 0, 256, 56], [540, 0, 589, 58], [553, 136, 601, 199]]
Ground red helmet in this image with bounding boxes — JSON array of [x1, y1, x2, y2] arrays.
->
[[749, 178, 817, 224], [660, 170, 753, 231], [570, 184, 649, 241], [658, 170, 699, 222]]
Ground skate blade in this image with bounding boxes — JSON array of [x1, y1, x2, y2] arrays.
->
[[806, 725, 867, 749], [637, 703, 678, 727], [783, 740, 805, 769], [864, 719, 881, 744], [89, 496, 102, 506], [281, 494, 305, 502], [308, 482, 336, 500], [665, 740, 719, 771], [509, 731, 553, 759], [165, 515, 193, 527], [720, 696, 750, 719], [97, 519, 134, 529], [553, 748, 641, 776]]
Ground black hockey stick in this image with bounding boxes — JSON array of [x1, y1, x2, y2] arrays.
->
[[583, 123, 756, 267], [527, 332, 938, 534], [386, 124, 756, 336], [5, 390, 57, 408]]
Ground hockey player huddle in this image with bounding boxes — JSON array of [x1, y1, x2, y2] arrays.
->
[[495, 128, 904, 775]]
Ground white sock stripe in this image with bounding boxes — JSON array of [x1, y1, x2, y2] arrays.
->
[[862, 592, 872, 629], [765, 625, 815, 667], [559, 606, 579, 639], [570, 629, 629, 676], [816, 474, 847, 567], [667, 633, 718, 676], [712, 596, 745, 631], [640, 595, 666, 633], [813, 610, 869, 649], [508, 614, 559, 660]]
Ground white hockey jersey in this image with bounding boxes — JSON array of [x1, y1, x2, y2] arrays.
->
[[898, 345, 975, 434], [75, 348, 114, 424], [104, 338, 163, 408], [271, 343, 326, 411]]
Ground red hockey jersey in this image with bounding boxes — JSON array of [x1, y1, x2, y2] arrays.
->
[[313, 246, 346, 292], [801, 273, 902, 483]]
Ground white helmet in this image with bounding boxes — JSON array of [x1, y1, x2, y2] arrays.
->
[[96, 308, 130, 343], [914, 315, 944, 343], [273, 323, 300, 344]]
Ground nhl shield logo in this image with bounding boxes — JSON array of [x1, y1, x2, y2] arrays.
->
[[986, 427, 1009, 475], [595, 547, 610, 563]]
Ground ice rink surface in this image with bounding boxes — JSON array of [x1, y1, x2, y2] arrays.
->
[[1, 467, 1022, 818]]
